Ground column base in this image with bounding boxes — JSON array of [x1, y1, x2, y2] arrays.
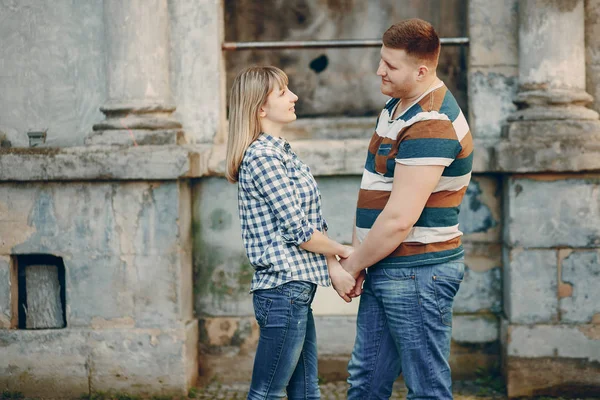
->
[[495, 119, 600, 172], [86, 129, 187, 146]]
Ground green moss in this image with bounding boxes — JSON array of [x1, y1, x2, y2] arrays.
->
[[1, 391, 24, 399]]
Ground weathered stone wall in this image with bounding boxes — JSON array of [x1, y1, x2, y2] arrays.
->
[[0, 0, 106, 147], [0, 181, 198, 397], [192, 173, 502, 382], [224, 0, 468, 120], [501, 175, 600, 397]]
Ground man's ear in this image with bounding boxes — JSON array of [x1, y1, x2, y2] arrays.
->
[[416, 65, 429, 81]]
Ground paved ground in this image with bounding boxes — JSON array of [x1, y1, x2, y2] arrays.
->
[[189, 380, 504, 399], [4, 380, 599, 399]]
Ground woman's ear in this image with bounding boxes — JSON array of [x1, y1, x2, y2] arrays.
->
[[259, 107, 267, 118]]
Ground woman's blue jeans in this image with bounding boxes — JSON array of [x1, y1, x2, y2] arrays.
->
[[247, 280, 320, 400], [347, 261, 465, 400]]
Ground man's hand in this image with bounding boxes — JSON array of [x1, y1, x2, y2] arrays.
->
[[328, 257, 356, 303], [350, 270, 366, 297]]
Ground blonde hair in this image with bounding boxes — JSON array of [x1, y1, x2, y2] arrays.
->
[[226, 66, 289, 183]]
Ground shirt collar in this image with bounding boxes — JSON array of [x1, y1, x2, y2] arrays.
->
[[258, 133, 290, 152]]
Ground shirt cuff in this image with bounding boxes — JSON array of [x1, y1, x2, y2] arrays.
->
[[281, 223, 315, 246]]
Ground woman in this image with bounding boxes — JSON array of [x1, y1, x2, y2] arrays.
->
[[226, 66, 356, 400]]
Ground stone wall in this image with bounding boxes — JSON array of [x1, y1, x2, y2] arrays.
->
[[192, 173, 503, 382], [224, 0, 468, 119], [0, 181, 198, 397]]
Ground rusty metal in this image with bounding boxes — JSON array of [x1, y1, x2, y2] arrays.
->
[[222, 38, 469, 51]]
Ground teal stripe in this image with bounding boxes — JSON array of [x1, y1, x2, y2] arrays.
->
[[443, 151, 473, 177], [439, 90, 460, 121], [364, 151, 396, 178], [358, 206, 459, 229], [371, 246, 464, 268], [414, 207, 459, 228], [356, 208, 381, 229], [397, 138, 459, 160]]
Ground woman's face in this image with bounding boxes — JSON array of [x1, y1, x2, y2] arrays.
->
[[260, 82, 299, 126]]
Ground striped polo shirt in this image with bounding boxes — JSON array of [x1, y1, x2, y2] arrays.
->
[[356, 81, 473, 268]]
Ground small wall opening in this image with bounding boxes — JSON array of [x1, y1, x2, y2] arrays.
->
[[12, 254, 66, 329]]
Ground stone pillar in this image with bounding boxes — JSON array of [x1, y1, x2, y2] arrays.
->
[[496, 1, 600, 397], [586, 0, 600, 114], [87, 0, 184, 146]]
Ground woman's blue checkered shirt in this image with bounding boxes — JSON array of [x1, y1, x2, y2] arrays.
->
[[238, 134, 330, 292]]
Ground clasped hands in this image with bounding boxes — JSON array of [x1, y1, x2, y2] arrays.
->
[[328, 245, 366, 303]]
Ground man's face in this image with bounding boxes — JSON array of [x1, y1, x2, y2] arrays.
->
[[376, 46, 419, 98]]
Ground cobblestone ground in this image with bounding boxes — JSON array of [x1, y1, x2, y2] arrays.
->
[[4, 381, 598, 399], [188, 381, 597, 400]]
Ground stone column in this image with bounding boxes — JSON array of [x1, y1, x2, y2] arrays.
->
[[87, 0, 184, 145], [496, 1, 600, 397]]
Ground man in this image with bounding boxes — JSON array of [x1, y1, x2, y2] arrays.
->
[[341, 18, 473, 399]]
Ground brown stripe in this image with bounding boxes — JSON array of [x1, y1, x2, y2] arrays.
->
[[457, 132, 473, 158], [400, 119, 456, 141], [368, 133, 384, 154], [357, 189, 391, 209], [425, 187, 468, 208], [417, 85, 447, 112], [389, 236, 462, 257]]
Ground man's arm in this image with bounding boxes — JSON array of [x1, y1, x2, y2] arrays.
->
[[341, 163, 444, 277]]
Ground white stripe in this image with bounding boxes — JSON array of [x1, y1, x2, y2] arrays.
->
[[452, 111, 470, 141], [405, 225, 463, 243], [433, 172, 471, 192], [396, 157, 454, 167], [360, 169, 393, 191], [355, 225, 462, 244], [377, 111, 451, 140], [356, 227, 369, 243]]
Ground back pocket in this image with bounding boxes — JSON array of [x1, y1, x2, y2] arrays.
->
[[253, 294, 273, 328]]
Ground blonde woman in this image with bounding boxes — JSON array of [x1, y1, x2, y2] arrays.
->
[[226, 66, 357, 400]]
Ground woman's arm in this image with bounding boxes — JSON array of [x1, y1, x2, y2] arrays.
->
[[300, 229, 353, 258]]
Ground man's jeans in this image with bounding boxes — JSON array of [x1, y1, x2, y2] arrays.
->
[[247, 280, 320, 400], [347, 261, 465, 400]]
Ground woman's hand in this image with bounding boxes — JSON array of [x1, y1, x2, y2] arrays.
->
[[328, 257, 356, 303], [338, 244, 354, 259]]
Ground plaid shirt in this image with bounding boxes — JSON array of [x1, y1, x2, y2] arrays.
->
[[238, 133, 330, 292]]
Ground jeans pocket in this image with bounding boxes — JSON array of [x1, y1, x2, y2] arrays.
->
[[433, 274, 462, 327], [253, 293, 273, 328], [288, 281, 315, 305]]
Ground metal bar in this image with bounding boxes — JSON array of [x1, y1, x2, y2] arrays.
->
[[222, 38, 469, 51]]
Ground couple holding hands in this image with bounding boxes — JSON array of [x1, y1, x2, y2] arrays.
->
[[225, 18, 473, 400]]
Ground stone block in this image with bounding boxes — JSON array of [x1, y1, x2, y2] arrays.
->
[[66, 252, 188, 328], [0, 256, 12, 328], [505, 177, 600, 247], [503, 249, 558, 324], [0, 330, 90, 398], [506, 324, 600, 362], [313, 284, 360, 316], [468, 0, 518, 68], [454, 264, 501, 314], [0, 181, 187, 257], [468, 67, 518, 139], [452, 315, 499, 343], [559, 250, 600, 323], [506, 356, 600, 398], [88, 327, 192, 396], [315, 316, 357, 356], [193, 178, 253, 316]]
